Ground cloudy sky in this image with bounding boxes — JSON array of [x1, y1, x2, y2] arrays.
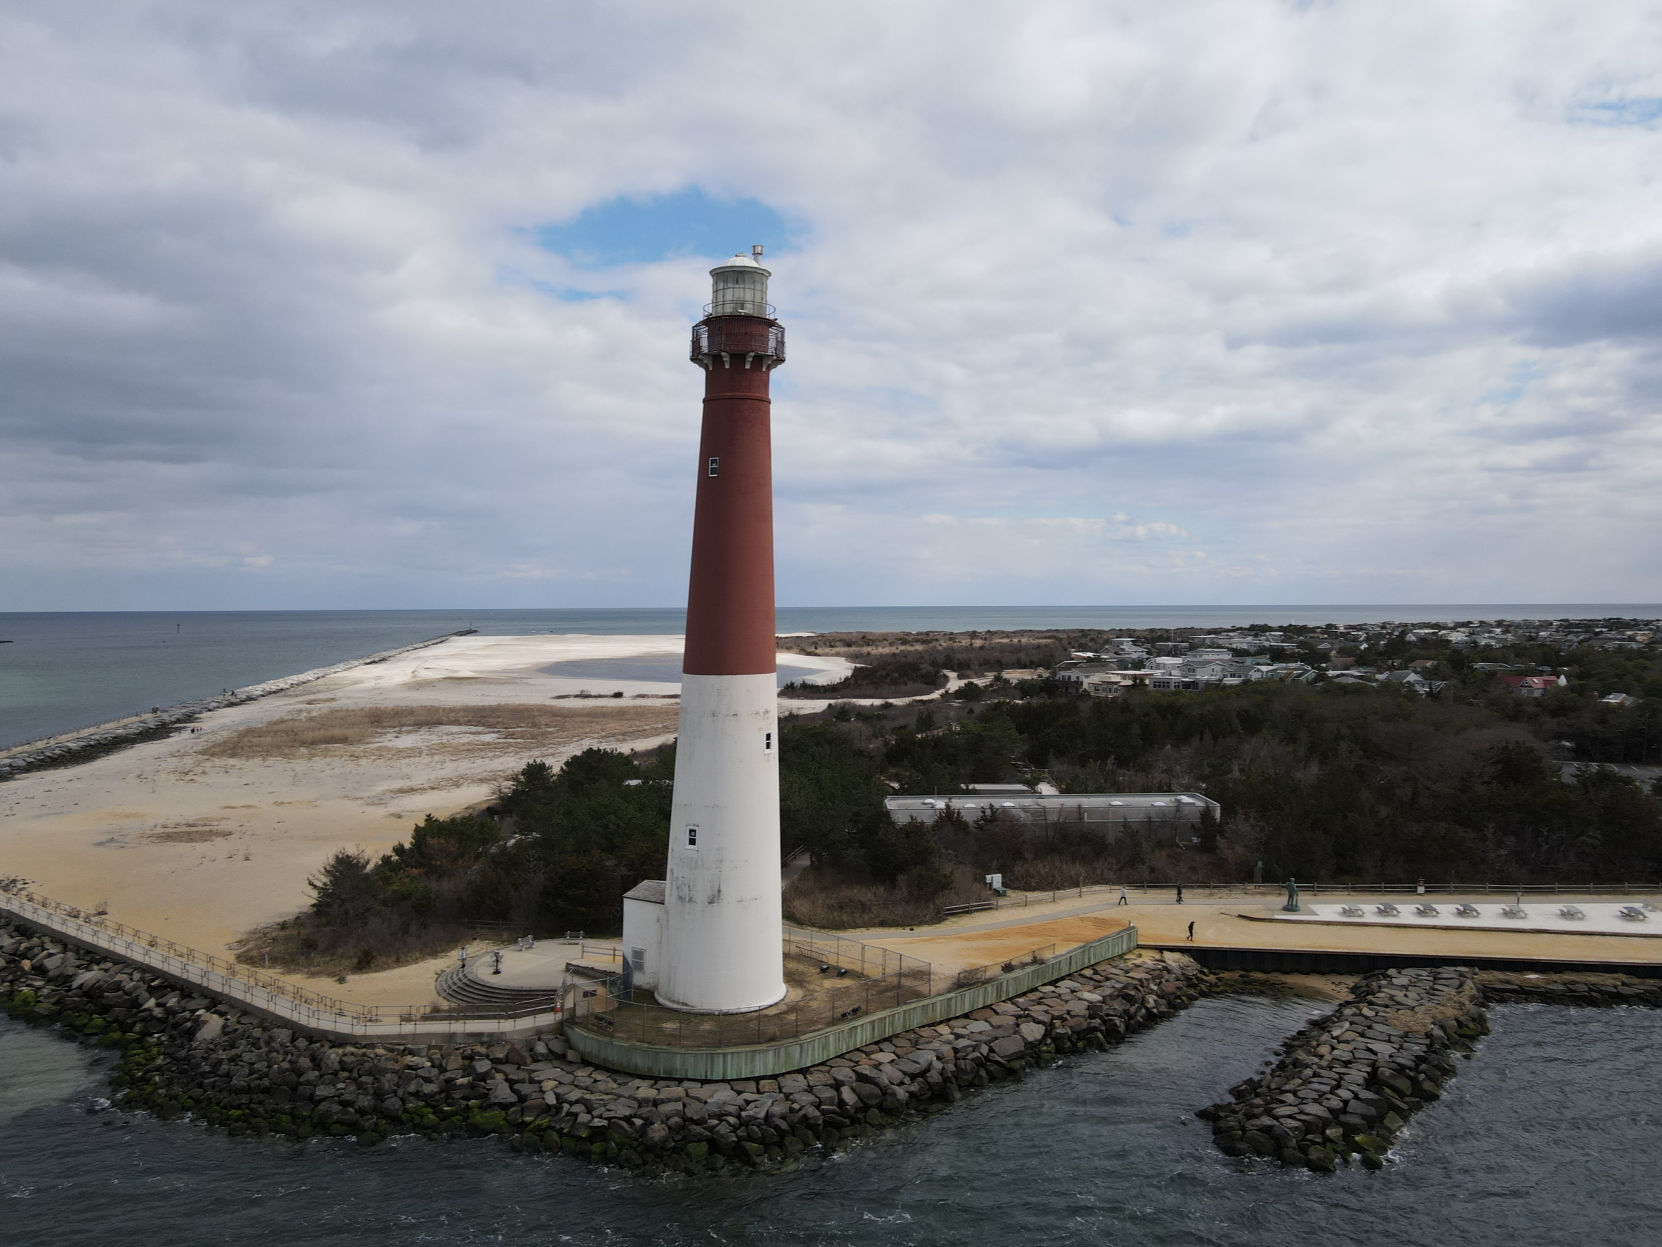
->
[[3, 1, 1660, 611]]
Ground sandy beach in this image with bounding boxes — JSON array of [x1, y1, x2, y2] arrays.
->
[[0, 634, 850, 980]]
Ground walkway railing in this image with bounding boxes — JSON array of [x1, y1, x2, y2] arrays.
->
[[566, 925, 1140, 1081], [958, 881, 1662, 912], [568, 928, 932, 1050], [0, 882, 564, 1043], [1125, 881, 1662, 898]]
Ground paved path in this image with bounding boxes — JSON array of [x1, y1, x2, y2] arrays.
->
[[846, 886, 1662, 975]]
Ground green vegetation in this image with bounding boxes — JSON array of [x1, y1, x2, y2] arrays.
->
[[781, 654, 947, 699], [927, 683, 1661, 883], [279, 748, 674, 968]]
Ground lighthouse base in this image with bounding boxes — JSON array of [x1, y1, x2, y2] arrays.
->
[[657, 671, 786, 1014], [652, 982, 789, 1016]]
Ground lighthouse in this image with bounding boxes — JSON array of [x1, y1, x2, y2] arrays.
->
[[624, 248, 787, 1014]]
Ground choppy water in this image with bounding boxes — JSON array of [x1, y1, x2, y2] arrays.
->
[[2, 998, 1657, 1245], [4, 605, 1656, 749]]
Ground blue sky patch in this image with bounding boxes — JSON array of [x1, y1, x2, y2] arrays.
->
[[535, 188, 801, 267], [1573, 97, 1662, 127], [496, 268, 625, 302], [1479, 360, 1537, 407]]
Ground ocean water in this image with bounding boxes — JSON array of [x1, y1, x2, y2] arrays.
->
[[1, 998, 1657, 1245], [4, 605, 1658, 750]]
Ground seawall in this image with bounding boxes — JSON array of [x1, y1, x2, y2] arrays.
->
[[1478, 971, 1662, 1006]]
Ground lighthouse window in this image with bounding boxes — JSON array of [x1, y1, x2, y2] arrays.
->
[[707, 457, 719, 477], [764, 731, 773, 754], [686, 826, 698, 847]]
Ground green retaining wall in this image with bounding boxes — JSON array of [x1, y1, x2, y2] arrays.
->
[[566, 925, 1139, 1080]]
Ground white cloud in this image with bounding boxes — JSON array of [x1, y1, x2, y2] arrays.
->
[[2, 1, 1660, 609]]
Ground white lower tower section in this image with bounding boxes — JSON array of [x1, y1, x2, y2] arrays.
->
[[657, 672, 785, 1013]]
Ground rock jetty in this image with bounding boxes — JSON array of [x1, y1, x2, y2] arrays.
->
[[1479, 971, 1662, 1007], [1200, 966, 1486, 1171], [1, 918, 1206, 1173], [0, 631, 469, 780]]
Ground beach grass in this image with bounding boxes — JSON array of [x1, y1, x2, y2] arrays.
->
[[200, 703, 677, 760], [782, 863, 994, 929]]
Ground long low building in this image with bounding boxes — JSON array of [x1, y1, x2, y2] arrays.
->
[[886, 792, 1222, 841]]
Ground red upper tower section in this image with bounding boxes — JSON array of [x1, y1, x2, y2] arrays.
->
[[682, 250, 785, 677]]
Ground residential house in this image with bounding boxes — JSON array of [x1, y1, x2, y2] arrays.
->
[[1498, 674, 1567, 697]]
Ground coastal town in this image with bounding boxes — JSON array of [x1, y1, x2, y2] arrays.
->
[[1051, 615, 1659, 699]]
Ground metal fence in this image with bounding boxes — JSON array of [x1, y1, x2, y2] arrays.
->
[[566, 925, 1140, 1081], [1141, 881, 1662, 898], [783, 924, 926, 980], [568, 928, 932, 1050], [977, 883, 1122, 911], [0, 883, 564, 1041], [958, 881, 1662, 911]]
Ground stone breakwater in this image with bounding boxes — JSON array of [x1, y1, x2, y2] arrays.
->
[[0, 918, 1205, 1172], [0, 631, 468, 779], [1200, 966, 1486, 1172], [1478, 971, 1662, 1007]]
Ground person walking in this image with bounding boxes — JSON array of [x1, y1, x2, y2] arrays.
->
[[1176, 884, 1184, 904], [1117, 886, 1128, 906], [1187, 920, 1195, 942]]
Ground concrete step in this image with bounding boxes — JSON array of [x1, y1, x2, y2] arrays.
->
[[435, 965, 562, 1011]]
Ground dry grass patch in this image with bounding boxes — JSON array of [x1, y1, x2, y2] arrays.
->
[[783, 863, 994, 929], [1211, 971, 1358, 1001], [142, 821, 233, 844], [200, 703, 678, 760], [234, 913, 475, 977], [1382, 979, 1481, 1035]]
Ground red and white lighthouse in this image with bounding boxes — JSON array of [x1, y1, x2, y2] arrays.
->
[[652, 248, 787, 1013]]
